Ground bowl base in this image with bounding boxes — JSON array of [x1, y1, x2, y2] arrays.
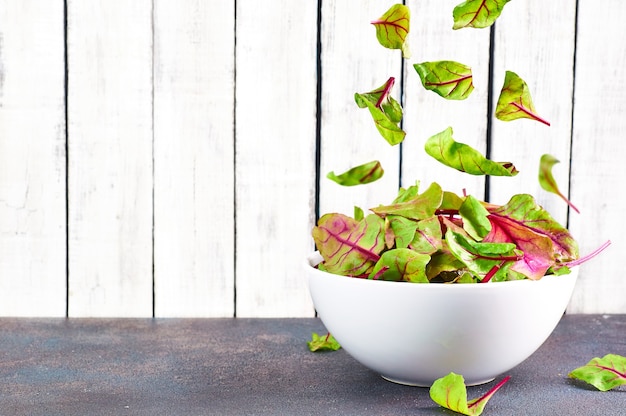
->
[[381, 375, 495, 387]]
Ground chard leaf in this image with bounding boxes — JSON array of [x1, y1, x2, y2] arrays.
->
[[414, 61, 474, 100], [485, 194, 579, 279], [539, 154, 580, 213], [452, 0, 511, 30], [371, 182, 443, 220], [327, 160, 384, 186], [426, 250, 467, 281], [569, 354, 626, 391], [411, 216, 443, 255], [393, 181, 421, 203], [459, 194, 492, 240], [495, 71, 550, 126], [355, 77, 406, 145], [312, 213, 385, 276], [369, 248, 430, 282], [307, 332, 341, 352], [446, 227, 519, 281], [425, 127, 518, 176], [354, 206, 364, 221], [371, 4, 411, 58], [430, 372, 511, 415], [387, 215, 419, 249]]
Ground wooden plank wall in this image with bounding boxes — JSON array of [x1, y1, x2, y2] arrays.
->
[[0, 0, 623, 317]]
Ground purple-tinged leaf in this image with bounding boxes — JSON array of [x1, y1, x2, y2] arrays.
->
[[327, 160, 384, 186], [495, 71, 550, 126], [410, 216, 443, 255], [539, 154, 580, 213], [312, 213, 385, 276], [371, 4, 411, 58], [355, 77, 406, 145], [569, 354, 626, 391], [369, 248, 430, 283], [425, 127, 518, 176], [414, 61, 474, 100], [452, 0, 512, 30], [307, 332, 341, 352], [430, 372, 511, 415], [484, 194, 579, 279], [371, 182, 443, 220]]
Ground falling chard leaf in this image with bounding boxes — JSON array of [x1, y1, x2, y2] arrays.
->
[[495, 71, 550, 126], [425, 127, 518, 176], [539, 154, 580, 214], [327, 160, 384, 186], [355, 77, 406, 145], [430, 372, 511, 415], [569, 354, 626, 391], [414, 61, 474, 100], [307, 332, 341, 352], [452, 0, 512, 29], [371, 4, 411, 58]]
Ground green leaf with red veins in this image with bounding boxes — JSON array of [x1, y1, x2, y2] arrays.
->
[[414, 61, 474, 100], [425, 127, 519, 176], [569, 354, 626, 391], [539, 154, 580, 213], [426, 248, 468, 281], [459, 194, 492, 240], [452, 0, 511, 30], [368, 248, 430, 282], [312, 213, 385, 276], [495, 71, 550, 126], [307, 332, 341, 352], [446, 227, 520, 281], [411, 216, 443, 255], [485, 194, 579, 279], [371, 4, 411, 58], [387, 216, 418, 249], [327, 160, 384, 186], [371, 182, 443, 220], [430, 372, 511, 416], [355, 77, 405, 145]]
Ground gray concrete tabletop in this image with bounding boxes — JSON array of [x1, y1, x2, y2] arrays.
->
[[0, 315, 624, 415]]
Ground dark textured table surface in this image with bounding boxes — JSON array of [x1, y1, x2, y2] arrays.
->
[[0, 315, 624, 415]]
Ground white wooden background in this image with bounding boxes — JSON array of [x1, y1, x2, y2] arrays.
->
[[0, 0, 624, 317]]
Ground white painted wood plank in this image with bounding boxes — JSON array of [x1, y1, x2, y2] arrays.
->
[[153, 1, 235, 317], [568, 0, 626, 313], [489, 0, 576, 227], [402, 0, 490, 198], [318, 0, 402, 218], [0, 0, 66, 316], [67, 0, 153, 317], [235, 0, 317, 317]]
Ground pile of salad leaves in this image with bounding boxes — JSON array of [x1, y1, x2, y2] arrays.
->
[[313, 181, 578, 283]]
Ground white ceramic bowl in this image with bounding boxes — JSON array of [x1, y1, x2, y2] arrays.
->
[[306, 252, 578, 386]]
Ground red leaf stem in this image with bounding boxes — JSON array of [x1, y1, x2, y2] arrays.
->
[[468, 375, 511, 409], [511, 102, 551, 126], [565, 240, 611, 268], [375, 77, 396, 109]]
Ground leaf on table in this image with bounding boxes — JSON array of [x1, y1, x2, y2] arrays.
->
[[495, 71, 550, 126], [452, 0, 512, 29], [484, 194, 579, 279], [425, 127, 518, 176], [327, 160, 384, 186], [355, 77, 406, 145], [312, 213, 386, 276], [307, 332, 341, 352], [414, 61, 474, 100], [569, 354, 626, 391], [371, 4, 411, 58], [430, 372, 511, 415], [538, 154, 580, 213]]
